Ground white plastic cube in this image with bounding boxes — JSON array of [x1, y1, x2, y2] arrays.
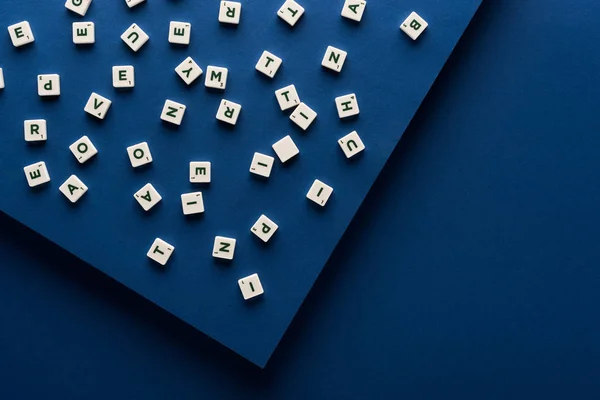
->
[[219, 1, 242, 25], [278, 0, 305, 27], [65, 0, 92, 16], [8, 21, 34, 47], [307, 179, 333, 207], [69, 136, 98, 164], [256, 51, 282, 78], [24, 119, 47, 142], [59, 175, 88, 203], [216, 99, 242, 125], [190, 162, 211, 183], [250, 152, 275, 178], [251, 215, 278, 243], [290, 102, 317, 130], [84, 92, 112, 120], [338, 131, 365, 159], [134, 183, 162, 212], [275, 84, 300, 111], [147, 238, 174, 266], [181, 192, 205, 215], [72, 22, 95, 45], [175, 57, 203, 85], [335, 93, 360, 118], [321, 46, 347, 73], [127, 142, 153, 168], [160, 100, 186, 125], [0, 68, 4, 89], [205, 66, 228, 89], [400, 12, 428, 41], [213, 236, 236, 260], [24, 161, 50, 188], [38, 74, 60, 97], [121, 23, 149, 52], [272, 135, 299, 163], [238, 274, 264, 300], [169, 21, 191, 45], [126, 0, 145, 8], [341, 0, 366, 22], [112, 66, 135, 88]]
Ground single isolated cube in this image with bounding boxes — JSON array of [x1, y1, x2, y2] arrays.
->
[[335, 93, 360, 119], [213, 236, 236, 260], [272, 135, 299, 163], [321, 46, 347, 73], [341, 0, 366, 22], [69, 135, 98, 164], [216, 99, 242, 125], [0, 68, 4, 89], [38, 74, 60, 97], [278, 0, 305, 27], [134, 183, 162, 212], [65, 0, 92, 16], [59, 175, 88, 204], [250, 152, 275, 178], [127, 142, 153, 168], [175, 57, 203, 85], [190, 162, 211, 183], [112, 66, 135, 88], [84, 92, 112, 119], [169, 21, 191, 45], [307, 179, 333, 207], [290, 102, 317, 130], [275, 84, 300, 111], [205, 66, 228, 89], [147, 238, 175, 266], [255, 51, 282, 78], [121, 23, 150, 52], [400, 11, 428, 41], [24, 119, 47, 142], [251, 214, 279, 243], [126, 0, 146, 8], [338, 131, 365, 159], [219, 1, 242, 25], [24, 161, 50, 188], [8, 21, 35, 47], [72, 22, 95, 44], [238, 273, 264, 300], [160, 99, 186, 125], [181, 192, 205, 216]]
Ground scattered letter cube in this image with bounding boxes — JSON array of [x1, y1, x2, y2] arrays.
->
[[272, 135, 299, 163], [190, 162, 211, 183], [38, 74, 60, 97], [160, 100, 186, 125], [8, 21, 34, 47], [307, 179, 333, 207], [126, 0, 146, 8], [251, 214, 279, 243], [238, 273, 264, 300], [205, 66, 228, 89], [127, 142, 153, 168], [134, 183, 162, 211], [65, 0, 92, 16], [216, 99, 242, 125], [84, 92, 112, 119], [181, 192, 205, 215], [112, 65, 135, 88], [400, 12, 428, 41], [24, 161, 50, 188], [278, 0, 305, 27], [290, 102, 317, 130], [169, 21, 191, 45], [219, 1, 242, 25], [275, 84, 300, 111], [213, 236, 236, 260], [147, 238, 174, 266], [335, 93, 360, 118], [321, 46, 347, 73], [256, 51, 282, 78], [59, 175, 88, 203], [121, 24, 149, 52], [250, 152, 275, 178], [69, 136, 98, 164], [175, 57, 203, 85], [24, 119, 47, 142], [72, 22, 95, 44], [341, 0, 366, 22], [338, 131, 365, 159]]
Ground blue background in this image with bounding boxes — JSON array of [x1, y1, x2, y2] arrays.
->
[[0, 0, 480, 365], [2, 0, 600, 397]]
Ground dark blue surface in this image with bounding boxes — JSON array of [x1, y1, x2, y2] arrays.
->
[[2, 0, 600, 397], [0, 0, 480, 365]]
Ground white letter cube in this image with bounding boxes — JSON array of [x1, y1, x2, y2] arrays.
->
[[335, 93, 360, 118], [59, 175, 88, 203], [290, 102, 317, 130], [161, 100, 186, 125], [121, 24, 149, 52], [38, 74, 60, 97], [175, 57, 203, 85], [84, 92, 112, 119], [251, 214, 279, 243], [256, 51, 282, 78], [213, 236, 236, 260], [219, 1, 242, 25], [24, 161, 50, 188], [72, 22, 95, 44], [278, 0, 305, 27], [190, 162, 211, 183], [147, 238, 175, 266], [181, 192, 205, 215], [69, 136, 98, 164], [338, 131, 365, 159], [275, 84, 300, 111], [8, 21, 35, 47], [127, 142, 153, 168], [400, 12, 428, 41], [24, 119, 47, 142], [169, 21, 191, 45], [238, 273, 264, 300], [113, 66, 135, 88], [216, 99, 242, 125], [321, 46, 347, 73], [134, 183, 162, 212], [250, 152, 275, 178], [65, 0, 92, 16], [307, 179, 333, 207], [341, 0, 366, 22], [272, 135, 299, 163]]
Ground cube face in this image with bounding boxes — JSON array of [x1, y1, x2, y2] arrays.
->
[[272, 135, 299, 163], [205, 66, 228, 90], [175, 57, 203, 85], [338, 131, 365, 159], [38, 74, 60, 97], [134, 183, 162, 212], [127, 142, 153, 168], [126, 0, 146, 8], [275, 84, 300, 111], [216, 99, 242, 125], [190, 162, 211, 183], [278, 0, 305, 27], [147, 238, 174, 266], [251, 215, 279, 243], [84, 93, 112, 120], [219, 1, 242, 25], [238, 274, 264, 300], [160, 100, 186, 125], [0, 68, 4, 89], [24, 161, 50, 188], [112, 66, 135, 88], [72, 22, 95, 44], [8, 21, 34, 47], [24, 119, 47, 142], [169, 21, 191, 45], [213, 236, 236, 260], [250, 152, 275, 178], [255, 51, 282, 78], [335, 93, 359, 119], [307, 179, 333, 207], [290, 102, 317, 130], [181, 192, 205, 216], [341, 0, 366, 22], [69, 136, 98, 164], [65, 0, 92, 16], [121, 24, 149, 52], [401, 12, 428, 41], [59, 175, 88, 203], [321, 46, 347, 73]]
